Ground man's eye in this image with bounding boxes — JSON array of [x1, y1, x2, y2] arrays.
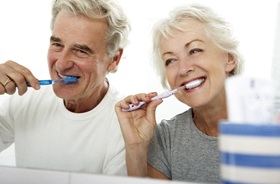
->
[[50, 43, 63, 51], [72, 49, 90, 58], [53, 43, 61, 47]]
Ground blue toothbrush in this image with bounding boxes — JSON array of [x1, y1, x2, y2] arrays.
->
[[26, 76, 79, 86]]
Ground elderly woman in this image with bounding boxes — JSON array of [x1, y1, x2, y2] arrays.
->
[[115, 4, 244, 183]]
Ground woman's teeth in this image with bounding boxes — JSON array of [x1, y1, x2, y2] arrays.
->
[[185, 78, 205, 89]]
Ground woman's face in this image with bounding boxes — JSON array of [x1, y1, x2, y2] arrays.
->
[[160, 19, 236, 108]]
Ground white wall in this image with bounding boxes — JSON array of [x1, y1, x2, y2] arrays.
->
[[0, 0, 279, 166]]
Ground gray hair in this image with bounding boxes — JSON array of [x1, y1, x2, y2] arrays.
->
[[51, 0, 130, 58], [152, 4, 244, 89]]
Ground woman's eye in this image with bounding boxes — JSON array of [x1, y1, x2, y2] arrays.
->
[[190, 48, 203, 55], [165, 58, 175, 66]]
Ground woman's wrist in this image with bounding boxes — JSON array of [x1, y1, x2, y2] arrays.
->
[[125, 144, 149, 177]]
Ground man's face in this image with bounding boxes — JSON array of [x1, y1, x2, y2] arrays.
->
[[47, 10, 117, 105]]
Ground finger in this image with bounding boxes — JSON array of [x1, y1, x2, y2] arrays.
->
[[145, 99, 163, 124], [118, 93, 151, 111], [115, 100, 137, 141], [125, 93, 150, 103], [0, 85, 5, 95], [3, 61, 40, 95], [6, 61, 40, 88], [115, 99, 130, 113], [3, 79, 16, 95], [0, 76, 15, 95], [5, 72, 28, 96]]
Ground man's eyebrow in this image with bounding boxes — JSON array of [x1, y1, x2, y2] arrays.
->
[[73, 44, 94, 54], [49, 36, 94, 54], [50, 36, 61, 42]]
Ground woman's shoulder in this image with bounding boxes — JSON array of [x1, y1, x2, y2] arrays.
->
[[158, 108, 193, 129]]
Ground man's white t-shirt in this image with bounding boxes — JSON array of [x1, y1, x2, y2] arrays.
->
[[0, 84, 126, 175]]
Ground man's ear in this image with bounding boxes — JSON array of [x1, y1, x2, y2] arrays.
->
[[225, 53, 236, 73], [108, 49, 123, 73]]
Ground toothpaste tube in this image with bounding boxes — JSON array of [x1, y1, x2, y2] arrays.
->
[[225, 76, 275, 124]]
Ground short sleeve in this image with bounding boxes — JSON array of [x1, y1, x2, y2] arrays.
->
[[147, 120, 172, 178]]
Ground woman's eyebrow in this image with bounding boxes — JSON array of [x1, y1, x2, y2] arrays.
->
[[186, 39, 204, 47], [162, 39, 204, 56]]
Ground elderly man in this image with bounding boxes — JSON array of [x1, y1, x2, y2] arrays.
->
[[0, 0, 130, 175]]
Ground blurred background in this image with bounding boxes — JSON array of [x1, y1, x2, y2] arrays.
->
[[0, 0, 279, 166]]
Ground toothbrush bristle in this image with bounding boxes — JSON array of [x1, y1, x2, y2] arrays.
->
[[63, 76, 79, 84], [185, 78, 205, 89]]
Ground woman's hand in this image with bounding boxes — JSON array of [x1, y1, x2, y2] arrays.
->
[[115, 92, 163, 176], [0, 60, 40, 95], [115, 92, 163, 147]]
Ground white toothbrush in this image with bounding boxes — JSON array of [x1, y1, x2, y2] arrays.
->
[[122, 78, 204, 112]]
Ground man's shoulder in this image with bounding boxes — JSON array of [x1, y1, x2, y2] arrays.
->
[[107, 84, 127, 102]]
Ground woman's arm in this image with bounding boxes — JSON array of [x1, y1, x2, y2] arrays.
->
[[148, 164, 169, 179]]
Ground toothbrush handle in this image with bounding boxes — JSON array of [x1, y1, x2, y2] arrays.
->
[[151, 91, 174, 100], [122, 90, 177, 112], [26, 80, 53, 87], [122, 101, 146, 112], [38, 80, 53, 85], [121, 87, 183, 112]]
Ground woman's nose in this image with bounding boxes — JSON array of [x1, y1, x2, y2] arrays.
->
[[178, 58, 194, 76]]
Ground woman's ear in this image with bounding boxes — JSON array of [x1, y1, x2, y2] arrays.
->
[[225, 53, 236, 73], [107, 49, 123, 73]]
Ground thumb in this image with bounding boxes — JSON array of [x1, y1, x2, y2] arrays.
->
[[146, 99, 163, 123]]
